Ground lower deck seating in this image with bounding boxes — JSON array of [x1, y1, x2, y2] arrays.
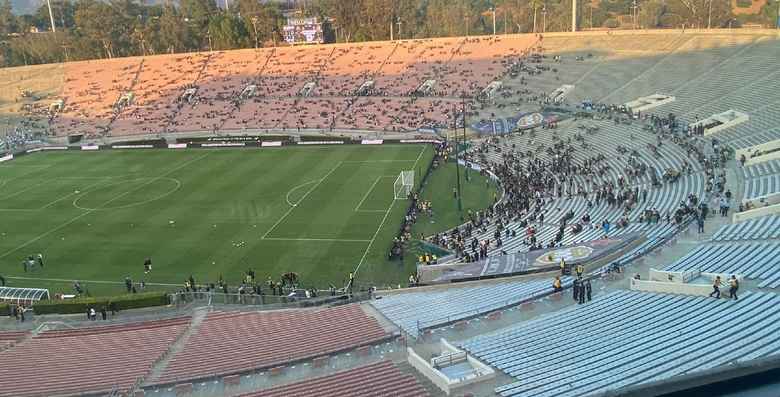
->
[[711, 215, 780, 241], [155, 304, 390, 385], [663, 241, 780, 288], [0, 318, 190, 397], [236, 360, 429, 397], [0, 330, 28, 351], [743, 174, 780, 201], [371, 278, 571, 337], [461, 290, 780, 397]]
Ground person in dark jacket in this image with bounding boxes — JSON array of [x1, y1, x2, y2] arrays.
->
[[585, 280, 592, 302], [572, 279, 580, 302]]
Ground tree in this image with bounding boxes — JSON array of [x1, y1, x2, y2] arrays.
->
[[237, 0, 282, 47], [73, 0, 137, 59], [207, 12, 248, 50], [180, 0, 217, 49], [0, 0, 17, 35]]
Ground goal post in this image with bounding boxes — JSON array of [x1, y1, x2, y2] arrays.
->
[[393, 170, 414, 199]]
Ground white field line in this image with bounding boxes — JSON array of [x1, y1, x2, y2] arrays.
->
[[262, 237, 371, 242], [285, 179, 321, 207], [0, 180, 46, 200], [341, 160, 418, 163], [0, 153, 209, 261], [0, 176, 113, 201], [355, 177, 382, 211], [262, 161, 343, 239], [39, 178, 112, 210], [351, 145, 428, 280]]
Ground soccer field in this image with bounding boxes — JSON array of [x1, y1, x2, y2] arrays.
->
[[0, 144, 434, 296]]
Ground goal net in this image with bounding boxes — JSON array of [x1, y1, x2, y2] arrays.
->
[[393, 170, 414, 199]]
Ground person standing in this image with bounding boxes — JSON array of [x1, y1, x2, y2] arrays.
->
[[36, 253, 44, 268], [572, 279, 580, 302], [576, 264, 584, 279], [560, 258, 567, 275], [143, 258, 152, 274], [729, 276, 739, 300], [697, 215, 705, 234], [709, 276, 721, 298], [586, 280, 592, 302], [100, 307, 107, 320]]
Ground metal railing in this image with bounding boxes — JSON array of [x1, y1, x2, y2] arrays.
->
[[169, 291, 372, 310]]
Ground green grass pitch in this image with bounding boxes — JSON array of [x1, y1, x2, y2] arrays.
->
[[0, 145, 436, 296]]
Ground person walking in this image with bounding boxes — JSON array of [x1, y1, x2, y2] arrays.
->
[[729, 276, 739, 300], [585, 280, 592, 302], [553, 276, 562, 292], [560, 258, 567, 275], [709, 276, 721, 298], [697, 214, 705, 234], [572, 279, 580, 302]]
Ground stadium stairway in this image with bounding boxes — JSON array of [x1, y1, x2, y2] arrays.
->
[[144, 308, 208, 385]]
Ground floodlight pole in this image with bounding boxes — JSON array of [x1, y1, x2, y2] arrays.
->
[[492, 8, 497, 36], [453, 103, 463, 215], [572, 0, 577, 32], [776, 0, 780, 29], [46, 0, 56, 33]]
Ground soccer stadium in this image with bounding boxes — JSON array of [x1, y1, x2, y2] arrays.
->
[[2, 2, 780, 396]]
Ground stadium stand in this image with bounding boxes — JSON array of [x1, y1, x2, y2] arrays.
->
[[154, 304, 390, 385], [370, 278, 573, 336], [711, 215, 780, 241], [233, 360, 429, 397], [663, 240, 780, 289], [0, 317, 190, 397], [0, 330, 27, 351], [461, 290, 780, 397]]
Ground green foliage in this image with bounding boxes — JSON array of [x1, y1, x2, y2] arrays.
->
[[735, 0, 753, 8], [32, 292, 169, 315], [604, 18, 620, 28]]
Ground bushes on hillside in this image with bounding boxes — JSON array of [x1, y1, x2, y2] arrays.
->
[[33, 292, 169, 315]]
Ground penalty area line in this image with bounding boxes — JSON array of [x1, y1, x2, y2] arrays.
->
[[262, 237, 371, 242], [262, 161, 343, 239], [350, 145, 428, 282]]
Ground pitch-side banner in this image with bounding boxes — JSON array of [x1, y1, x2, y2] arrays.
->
[[417, 232, 641, 284]]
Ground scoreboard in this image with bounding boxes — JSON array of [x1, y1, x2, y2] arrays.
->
[[283, 17, 325, 45]]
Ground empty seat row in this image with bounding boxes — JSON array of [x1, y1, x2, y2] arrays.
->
[[236, 360, 429, 397], [460, 290, 780, 397], [371, 278, 572, 336], [154, 304, 390, 385], [663, 241, 780, 288]]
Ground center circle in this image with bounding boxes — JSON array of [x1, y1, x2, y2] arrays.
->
[[73, 177, 182, 210]]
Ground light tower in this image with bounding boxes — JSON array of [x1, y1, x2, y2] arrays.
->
[[572, 0, 578, 32]]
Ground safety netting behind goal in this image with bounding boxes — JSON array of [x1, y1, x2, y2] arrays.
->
[[393, 170, 414, 199]]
